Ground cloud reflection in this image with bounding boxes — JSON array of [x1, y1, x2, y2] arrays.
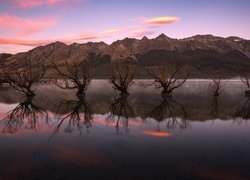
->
[[143, 130, 173, 137]]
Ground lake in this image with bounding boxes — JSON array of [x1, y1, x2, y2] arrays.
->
[[0, 80, 250, 179]]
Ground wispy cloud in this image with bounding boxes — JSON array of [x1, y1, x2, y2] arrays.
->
[[100, 28, 121, 35], [10, 0, 85, 9], [129, 29, 154, 38], [73, 34, 98, 41], [143, 16, 180, 25], [0, 38, 53, 46], [0, 33, 99, 46], [0, 14, 58, 36]]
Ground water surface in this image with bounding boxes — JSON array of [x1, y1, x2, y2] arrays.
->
[[0, 80, 250, 179]]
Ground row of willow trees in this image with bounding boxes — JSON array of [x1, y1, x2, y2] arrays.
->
[[0, 55, 250, 98], [1, 55, 250, 135], [0, 54, 191, 97]]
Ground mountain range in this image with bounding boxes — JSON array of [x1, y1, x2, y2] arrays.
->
[[1, 34, 250, 78]]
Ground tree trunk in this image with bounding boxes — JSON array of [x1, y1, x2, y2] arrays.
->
[[120, 88, 129, 95], [77, 88, 85, 96], [161, 88, 172, 97]]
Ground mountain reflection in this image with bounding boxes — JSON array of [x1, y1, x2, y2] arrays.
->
[[52, 94, 93, 135], [147, 96, 188, 129], [107, 94, 136, 134], [1, 94, 48, 134]]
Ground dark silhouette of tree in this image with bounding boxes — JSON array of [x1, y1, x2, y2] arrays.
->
[[107, 95, 135, 134], [0, 73, 4, 87], [240, 71, 250, 96], [1, 94, 49, 134], [147, 64, 189, 97], [51, 94, 93, 136], [2, 55, 46, 96], [52, 51, 91, 95], [147, 96, 188, 129], [209, 78, 226, 96], [108, 63, 136, 95]]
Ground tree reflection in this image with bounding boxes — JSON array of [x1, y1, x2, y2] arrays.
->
[[107, 94, 135, 134], [52, 94, 93, 136], [234, 97, 250, 121], [147, 96, 188, 130], [1, 94, 48, 133], [209, 96, 219, 119]]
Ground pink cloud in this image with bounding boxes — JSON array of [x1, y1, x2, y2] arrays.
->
[[143, 16, 180, 25], [0, 33, 99, 46], [11, 0, 84, 9], [74, 34, 98, 41], [0, 38, 53, 46], [0, 14, 58, 36], [100, 28, 121, 35]]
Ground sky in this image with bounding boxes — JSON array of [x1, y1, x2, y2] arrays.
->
[[0, 0, 250, 54]]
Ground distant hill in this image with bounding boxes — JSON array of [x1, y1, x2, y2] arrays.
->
[[1, 34, 250, 78]]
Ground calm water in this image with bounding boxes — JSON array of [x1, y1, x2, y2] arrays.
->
[[0, 80, 250, 180]]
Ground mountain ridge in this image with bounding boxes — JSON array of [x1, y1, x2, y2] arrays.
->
[[1, 34, 250, 78]]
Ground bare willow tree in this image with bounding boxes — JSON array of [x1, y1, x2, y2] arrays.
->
[[107, 95, 135, 134], [108, 63, 136, 95], [3, 56, 46, 96], [52, 57, 91, 95], [147, 64, 189, 97], [51, 94, 93, 137], [240, 71, 250, 96], [1, 95, 49, 134]]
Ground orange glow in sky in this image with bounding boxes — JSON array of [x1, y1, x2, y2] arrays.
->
[[145, 17, 180, 25]]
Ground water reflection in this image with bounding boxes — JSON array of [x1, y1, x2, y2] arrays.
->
[[209, 96, 219, 119], [52, 94, 93, 136], [147, 96, 188, 130], [0, 80, 249, 135], [0, 81, 250, 179], [107, 94, 135, 134], [234, 96, 250, 120], [1, 94, 48, 134]]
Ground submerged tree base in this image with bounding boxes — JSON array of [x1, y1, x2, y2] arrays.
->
[[120, 91, 129, 96], [214, 93, 220, 97], [26, 91, 35, 97], [161, 91, 172, 98], [76, 90, 86, 96]]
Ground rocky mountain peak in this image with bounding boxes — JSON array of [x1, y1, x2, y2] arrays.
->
[[46, 41, 66, 48], [141, 36, 149, 41], [155, 33, 172, 41]]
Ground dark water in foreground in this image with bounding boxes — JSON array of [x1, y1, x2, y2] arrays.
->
[[0, 80, 250, 180]]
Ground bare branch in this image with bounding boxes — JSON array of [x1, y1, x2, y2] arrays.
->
[[2, 54, 46, 96], [146, 64, 189, 97], [108, 63, 136, 95], [52, 57, 91, 95]]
